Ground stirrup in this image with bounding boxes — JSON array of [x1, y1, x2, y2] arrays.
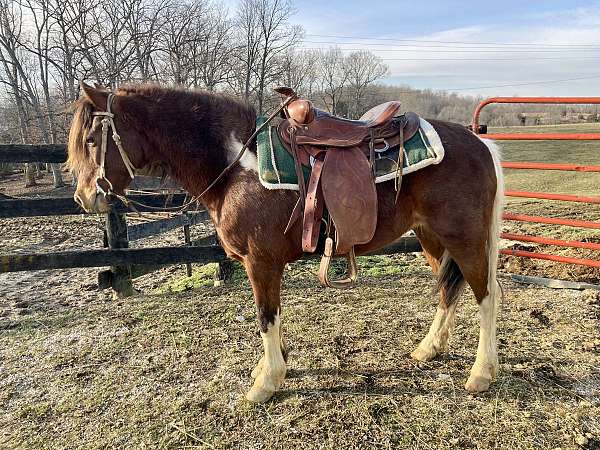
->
[[318, 237, 358, 289]]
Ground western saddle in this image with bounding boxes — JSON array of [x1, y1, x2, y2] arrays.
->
[[274, 87, 420, 288]]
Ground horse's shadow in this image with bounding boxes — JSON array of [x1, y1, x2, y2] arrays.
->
[[273, 355, 598, 402]]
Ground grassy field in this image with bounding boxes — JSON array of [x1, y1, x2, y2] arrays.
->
[[1, 123, 599, 449], [493, 123, 600, 198]]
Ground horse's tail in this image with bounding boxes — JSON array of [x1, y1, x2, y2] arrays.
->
[[437, 253, 464, 307], [481, 138, 504, 300]]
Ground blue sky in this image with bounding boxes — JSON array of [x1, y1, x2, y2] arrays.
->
[[286, 0, 600, 96]]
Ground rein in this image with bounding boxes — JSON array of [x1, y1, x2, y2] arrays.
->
[[91, 93, 293, 213]]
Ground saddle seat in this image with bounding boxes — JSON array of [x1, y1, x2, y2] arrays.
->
[[278, 98, 419, 149], [273, 87, 420, 288]]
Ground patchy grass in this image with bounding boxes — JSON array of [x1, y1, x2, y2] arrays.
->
[[155, 262, 247, 294], [1, 254, 599, 449]]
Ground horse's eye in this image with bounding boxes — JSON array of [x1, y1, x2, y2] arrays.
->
[[86, 136, 95, 146]]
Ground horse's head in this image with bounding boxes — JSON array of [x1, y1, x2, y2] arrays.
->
[[68, 82, 149, 213]]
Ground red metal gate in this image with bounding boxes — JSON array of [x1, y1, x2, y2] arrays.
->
[[471, 97, 600, 269]]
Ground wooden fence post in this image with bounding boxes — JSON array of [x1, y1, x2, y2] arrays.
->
[[105, 208, 134, 297], [183, 213, 192, 277], [213, 235, 232, 287]]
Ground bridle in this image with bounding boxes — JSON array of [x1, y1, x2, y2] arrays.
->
[[90, 93, 198, 212], [91, 93, 137, 199], [89, 91, 294, 212]]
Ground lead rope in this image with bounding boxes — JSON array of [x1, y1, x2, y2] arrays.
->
[[192, 96, 295, 201]]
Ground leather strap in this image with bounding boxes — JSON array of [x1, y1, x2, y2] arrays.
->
[[395, 123, 404, 204], [369, 129, 375, 178], [289, 127, 307, 203], [284, 196, 303, 235], [301, 154, 325, 252]]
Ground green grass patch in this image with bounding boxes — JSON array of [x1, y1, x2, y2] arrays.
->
[[358, 255, 417, 277], [154, 262, 246, 294]]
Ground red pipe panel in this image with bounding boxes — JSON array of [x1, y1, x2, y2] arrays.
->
[[471, 96, 600, 134], [503, 212, 600, 229], [500, 249, 600, 268], [486, 133, 600, 140], [505, 190, 600, 204], [501, 162, 600, 172], [472, 97, 600, 268], [501, 232, 600, 251]]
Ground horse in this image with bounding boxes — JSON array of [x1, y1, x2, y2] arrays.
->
[[68, 82, 504, 403]]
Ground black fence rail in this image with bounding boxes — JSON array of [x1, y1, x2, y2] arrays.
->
[[0, 143, 422, 297], [0, 144, 66, 163]]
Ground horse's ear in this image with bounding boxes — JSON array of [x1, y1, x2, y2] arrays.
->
[[80, 81, 109, 111]]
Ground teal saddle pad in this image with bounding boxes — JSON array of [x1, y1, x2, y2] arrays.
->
[[256, 116, 444, 191]]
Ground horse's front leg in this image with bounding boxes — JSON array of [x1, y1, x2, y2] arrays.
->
[[245, 260, 287, 403]]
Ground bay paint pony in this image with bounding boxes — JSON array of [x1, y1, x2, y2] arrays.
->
[[68, 82, 504, 403]]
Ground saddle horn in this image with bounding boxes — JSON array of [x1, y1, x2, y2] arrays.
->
[[274, 86, 314, 125]]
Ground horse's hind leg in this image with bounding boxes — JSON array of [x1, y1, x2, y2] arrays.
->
[[244, 260, 287, 403], [411, 228, 464, 362], [450, 240, 500, 393]]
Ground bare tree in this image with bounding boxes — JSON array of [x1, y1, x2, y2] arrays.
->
[[254, 0, 300, 113], [317, 47, 348, 116], [277, 48, 318, 97], [124, 0, 170, 82], [0, 0, 37, 186], [345, 50, 388, 118], [158, 1, 208, 86], [196, 6, 234, 91], [235, 0, 262, 100], [235, 0, 300, 113], [20, 0, 65, 186]]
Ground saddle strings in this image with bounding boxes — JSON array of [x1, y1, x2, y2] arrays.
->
[[394, 118, 405, 204]]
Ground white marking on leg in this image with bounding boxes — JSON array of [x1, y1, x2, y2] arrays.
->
[[246, 313, 286, 402], [412, 303, 457, 361], [228, 132, 258, 172]]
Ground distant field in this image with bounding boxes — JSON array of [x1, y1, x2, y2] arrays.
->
[[490, 123, 600, 197]]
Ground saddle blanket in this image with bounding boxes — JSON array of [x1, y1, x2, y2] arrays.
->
[[256, 116, 445, 191]]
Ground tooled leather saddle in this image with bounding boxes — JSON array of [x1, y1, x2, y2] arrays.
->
[[273, 87, 420, 288]]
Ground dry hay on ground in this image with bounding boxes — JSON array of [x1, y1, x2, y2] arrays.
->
[[1, 256, 599, 449]]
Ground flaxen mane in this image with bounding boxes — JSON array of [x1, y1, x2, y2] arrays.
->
[[66, 98, 94, 174]]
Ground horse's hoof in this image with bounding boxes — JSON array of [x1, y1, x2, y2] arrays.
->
[[251, 358, 264, 379], [465, 375, 491, 393], [245, 385, 275, 403], [411, 346, 437, 362]]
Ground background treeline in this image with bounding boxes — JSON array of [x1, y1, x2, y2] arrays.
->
[[1, 0, 598, 186]]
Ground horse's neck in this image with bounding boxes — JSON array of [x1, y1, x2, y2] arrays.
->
[[146, 103, 253, 212]]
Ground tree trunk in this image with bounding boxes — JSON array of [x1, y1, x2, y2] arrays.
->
[[51, 163, 64, 188], [25, 163, 37, 187]]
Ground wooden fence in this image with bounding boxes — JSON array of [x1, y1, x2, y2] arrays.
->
[[0, 144, 422, 296]]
